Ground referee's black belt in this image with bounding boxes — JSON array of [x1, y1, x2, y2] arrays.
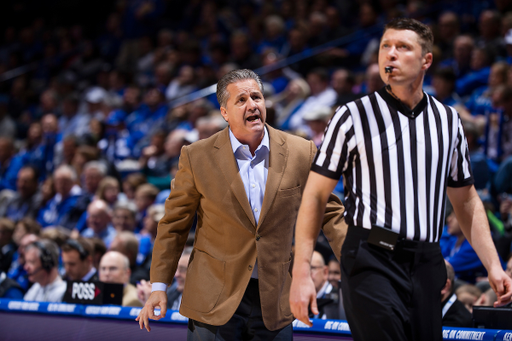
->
[[348, 225, 439, 252]]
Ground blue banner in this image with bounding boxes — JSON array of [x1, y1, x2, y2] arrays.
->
[[0, 298, 509, 339]]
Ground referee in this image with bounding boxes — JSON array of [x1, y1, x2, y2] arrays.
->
[[290, 18, 512, 341]]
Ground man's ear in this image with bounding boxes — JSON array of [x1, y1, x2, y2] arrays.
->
[[441, 278, 451, 296], [220, 107, 229, 122], [422, 52, 433, 71]]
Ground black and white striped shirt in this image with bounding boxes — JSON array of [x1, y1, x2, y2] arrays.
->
[[312, 87, 474, 242]]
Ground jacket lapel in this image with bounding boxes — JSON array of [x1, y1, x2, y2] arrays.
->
[[214, 129, 256, 228], [258, 125, 287, 230]]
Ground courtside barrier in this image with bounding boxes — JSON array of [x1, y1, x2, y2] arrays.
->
[[1, 299, 510, 340]]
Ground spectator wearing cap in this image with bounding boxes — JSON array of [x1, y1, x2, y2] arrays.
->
[[303, 106, 332, 148], [62, 238, 98, 282], [23, 239, 67, 302], [99, 251, 143, 307], [81, 200, 117, 248], [0, 166, 42, 221], [83, 86, 108, 121], [37, 165, 83, 229], [288, 68, 337, 133]]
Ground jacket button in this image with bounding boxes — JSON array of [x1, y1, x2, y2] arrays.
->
[[248, 265, 253, 271], [256, 235, 261, 241]]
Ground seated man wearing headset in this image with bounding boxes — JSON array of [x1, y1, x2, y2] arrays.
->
[[23, 239, 67, 302]]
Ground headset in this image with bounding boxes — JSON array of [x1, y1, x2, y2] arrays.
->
[[64, 239, 89, 261], [33, 241, 55, 272]]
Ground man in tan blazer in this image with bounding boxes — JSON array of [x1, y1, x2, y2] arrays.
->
[[136, 69, 346, 340]]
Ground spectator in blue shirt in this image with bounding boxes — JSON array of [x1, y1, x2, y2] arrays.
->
[[81, 199, 117, 248], [37, 165, 82, 228], [441, 202, 488, 283], [0, 166, 42, 222]]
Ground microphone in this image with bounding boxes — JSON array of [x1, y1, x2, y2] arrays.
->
[[26, 266, 43, 277]]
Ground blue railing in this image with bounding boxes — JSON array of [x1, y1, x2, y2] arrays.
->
[[1, 299, 510, 340]]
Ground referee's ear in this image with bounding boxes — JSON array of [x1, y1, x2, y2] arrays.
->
[[422, 52, 433, 71]]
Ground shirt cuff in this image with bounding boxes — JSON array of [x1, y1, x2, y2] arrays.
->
[[151, 282, 168, 292]]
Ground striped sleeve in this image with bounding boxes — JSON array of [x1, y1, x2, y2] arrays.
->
[[311, 105, 355, 180], [447, 115, 474, 187]]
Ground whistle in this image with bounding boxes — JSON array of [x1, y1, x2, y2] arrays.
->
[[385, 66, 392, 73]]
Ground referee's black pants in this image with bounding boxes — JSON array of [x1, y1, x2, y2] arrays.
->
[[340, 226, 447, 341]]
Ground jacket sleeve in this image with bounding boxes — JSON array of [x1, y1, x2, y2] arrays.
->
[[150, 145, 200, 284], [308, 140, 347, 261]]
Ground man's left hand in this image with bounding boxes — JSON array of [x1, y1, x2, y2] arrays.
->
[[488, 268, 512, 307]]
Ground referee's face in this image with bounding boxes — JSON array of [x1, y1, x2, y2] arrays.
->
[[221, 79, 266, 147], [378, 28, 432, 86]]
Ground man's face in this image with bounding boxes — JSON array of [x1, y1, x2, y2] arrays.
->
[[87, 206, 110, 233], [112, 208, 136, 232], [327, 260, 341, 288], [17, 168, 37, 198], [175, 254, 190, 292], [220, 79, 266, 145], [54, 172, 74, 196], [62, 250, 89, 281], [99, 253, 128, 284], [378, 29, 432, 87], [24, 247, 45, 284], [84, 169, 103, 194], [310, 253, 328, 293]]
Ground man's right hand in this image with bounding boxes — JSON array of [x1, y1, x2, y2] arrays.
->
[[135, 290, 168, 332], [289, 273, 318, 327]]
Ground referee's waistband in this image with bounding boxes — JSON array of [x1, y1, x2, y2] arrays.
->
[[348, 225, 439, 251]]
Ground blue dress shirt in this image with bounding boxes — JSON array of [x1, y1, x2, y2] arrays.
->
[[152, 128, 270, 292]]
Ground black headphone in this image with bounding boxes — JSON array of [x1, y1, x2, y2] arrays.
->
[[64, 239, 89, 261], [33, 241, 55, 272]]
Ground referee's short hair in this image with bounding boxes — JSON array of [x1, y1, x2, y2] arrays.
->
[[216, 69, 264, 108], [384, 17, 434, 55]]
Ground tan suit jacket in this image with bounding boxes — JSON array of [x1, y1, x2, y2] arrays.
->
[[151, 125, 346, 330]]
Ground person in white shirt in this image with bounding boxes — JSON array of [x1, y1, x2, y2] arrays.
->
[[23, 239, 66, 302]]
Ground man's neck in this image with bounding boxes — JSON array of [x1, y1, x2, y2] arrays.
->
[[39, 270, 58, 287], [385, 77, 425, 110]]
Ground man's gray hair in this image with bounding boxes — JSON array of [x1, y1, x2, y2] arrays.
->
[[84, 161, 107, 176], [216, 69, 264, 108]]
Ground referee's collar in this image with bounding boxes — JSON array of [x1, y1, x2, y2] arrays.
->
[[378, 86, 427, 119]]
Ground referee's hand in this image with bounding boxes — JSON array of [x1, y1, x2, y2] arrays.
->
[[136, 290, 168, 332], [290, 273, 318, 327], [488, 268, 512, 307]]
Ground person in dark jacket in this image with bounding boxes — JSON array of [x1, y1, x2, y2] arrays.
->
[[442, 260, 473, 328]]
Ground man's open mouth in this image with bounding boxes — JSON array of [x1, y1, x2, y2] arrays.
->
[[247, 115, 260, 122]]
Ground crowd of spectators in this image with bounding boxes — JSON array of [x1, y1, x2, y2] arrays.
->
[[1, 0, 512, 323]]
